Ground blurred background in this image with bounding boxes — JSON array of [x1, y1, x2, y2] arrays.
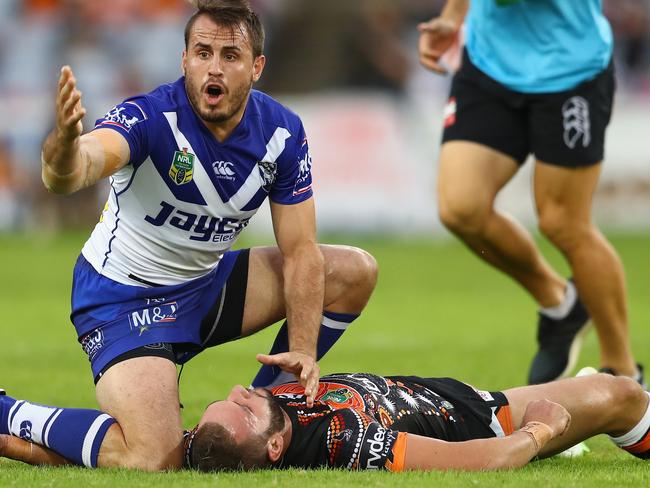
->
[[0, 0, 649, 236]]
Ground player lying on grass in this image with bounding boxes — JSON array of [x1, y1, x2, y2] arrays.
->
[[2, 372, 649, 471]]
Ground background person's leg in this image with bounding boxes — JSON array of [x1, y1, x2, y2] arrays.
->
[[534, 161, 638, 377], [438, 141, 567, 309]]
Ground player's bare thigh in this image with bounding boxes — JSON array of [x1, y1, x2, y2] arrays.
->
[[240, 244, 377, 337], [438, 141, 519, 228], [95, 356, 184, 470], [534, 160, 602, 237]]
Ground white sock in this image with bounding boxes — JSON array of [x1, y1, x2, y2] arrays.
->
[[540, 281, 577, 320], [610, 392, 650, 447]]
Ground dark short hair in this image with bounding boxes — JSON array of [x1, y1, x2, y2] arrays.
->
[[184, 0, 265, 58], [190, 389, 286, 472], [190, 422, 270, 472]]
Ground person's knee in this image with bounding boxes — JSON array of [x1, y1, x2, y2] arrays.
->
[[329, 246, 377, 291], [594, 374, 644, 417], [537, 206, 590, 252], [438, 194, 490, 236], [609, 375, 646, 410], [323, 246, 378, 310], [352, 247, 378, 288]]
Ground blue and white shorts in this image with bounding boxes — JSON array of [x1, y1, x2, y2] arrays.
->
[[70, 250, 249, 381]]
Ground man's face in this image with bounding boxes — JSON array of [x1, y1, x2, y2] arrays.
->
[[182, 14, 264, 126], [199, 385, 282, 444]]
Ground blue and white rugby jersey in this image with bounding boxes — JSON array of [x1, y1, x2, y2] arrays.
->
[[82, 78, 313, 286]]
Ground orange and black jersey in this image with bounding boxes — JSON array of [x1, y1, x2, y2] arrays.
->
[[271, 373, 512, 471]]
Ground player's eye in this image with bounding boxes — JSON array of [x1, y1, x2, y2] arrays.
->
[[198, 51, 210, 59]]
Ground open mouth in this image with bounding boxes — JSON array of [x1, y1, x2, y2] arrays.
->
[[205, 84, 225, 104]]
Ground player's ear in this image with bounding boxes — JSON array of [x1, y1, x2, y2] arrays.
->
[[266, 432, 283, 463], [181, 50, 187, 76], [252, 55, 266, 83]]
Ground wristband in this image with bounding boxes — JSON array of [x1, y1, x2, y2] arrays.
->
[[519, 421, 554, 452]]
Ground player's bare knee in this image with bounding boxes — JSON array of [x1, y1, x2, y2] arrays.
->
[[347, 247, 378, 290], [324, 246, 377, 308], [594, 374, 640, 412], [438, 198, 489, 236], [597, 374, 647, 433], [538, 207, 593, 252], [610, 375, 645, 410]]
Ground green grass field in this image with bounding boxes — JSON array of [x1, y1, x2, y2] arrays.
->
[[1, 231, 649, 487]]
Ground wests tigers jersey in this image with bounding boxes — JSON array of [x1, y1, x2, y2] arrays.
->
[[82, 78, 313, 286], [271, 373, 511, 471]]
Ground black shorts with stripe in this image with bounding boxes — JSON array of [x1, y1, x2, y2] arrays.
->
[[442, 50, 614, 167]]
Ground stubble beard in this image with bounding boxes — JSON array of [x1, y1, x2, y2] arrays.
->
[[262, 389, 287, 438], [185, 76, 252, 125]]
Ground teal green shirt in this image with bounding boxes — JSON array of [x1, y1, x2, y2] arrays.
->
[[466, 0, 613, 93]]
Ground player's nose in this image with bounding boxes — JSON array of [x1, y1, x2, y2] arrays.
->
[[207, 55, 224, 76], [227, 384, 250, 401]]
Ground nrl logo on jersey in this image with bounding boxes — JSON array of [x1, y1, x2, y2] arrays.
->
[[169, 147, 195, 185], [257, 161, 277, 191]]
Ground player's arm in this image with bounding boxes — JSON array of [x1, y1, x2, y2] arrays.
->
[[402, 429, 543, 471], [400, 399, 570, 471], [418, 0, 469, 74], [41, 66, 130, 195], [0, 434, 71, 466], [264, 197, 324, 406]]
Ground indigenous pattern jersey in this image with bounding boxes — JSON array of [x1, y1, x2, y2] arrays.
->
[[82, 78, 313, 286], [271, 373, 511, 471]]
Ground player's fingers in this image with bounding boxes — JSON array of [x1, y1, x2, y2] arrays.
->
[[305, 374, 318, 406], [419, 56, 447, 74], [305, 393, 314, 408], [57, 78, 77, 113], [417, 22, 441, 33], [58, 66, 72, 91], [301, 362, 320, 407], [256, 353, 290, 367], [60, 75, 76, 99], [66, 107, 86, 128], [300, 364, 316, 389], [303, 377, 315, 407], [560, 412, 571, 435], [62, 90, 82, 117], [256, 353, 277, 365], [419, 44, 446, 57]]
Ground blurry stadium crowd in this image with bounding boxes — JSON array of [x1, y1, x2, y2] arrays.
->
[[0, 0, 649, 231]]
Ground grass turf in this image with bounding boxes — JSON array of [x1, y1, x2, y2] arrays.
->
[[0, 230, 649, 487]]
